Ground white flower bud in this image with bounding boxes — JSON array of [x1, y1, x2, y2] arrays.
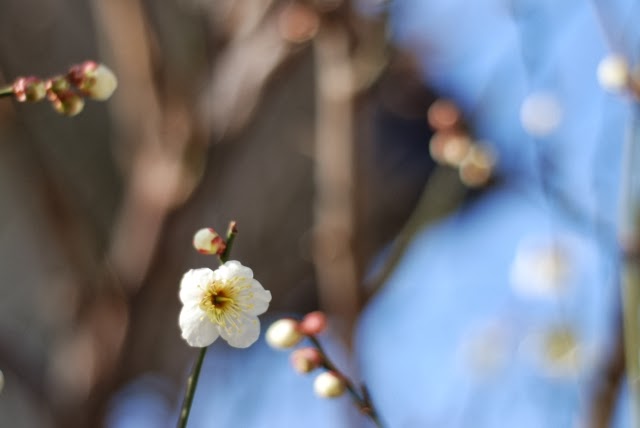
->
[[313, 371, 345, 398], [193, 228, 226, 255], [68, 61, 118, 101], [597, 54, 629, 92], [265, 318, 303, 349], [87, 64, 118, 100]]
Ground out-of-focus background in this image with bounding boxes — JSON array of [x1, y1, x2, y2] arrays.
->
[[0, 0, 637, 427]]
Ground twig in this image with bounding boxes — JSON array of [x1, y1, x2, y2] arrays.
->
[[307, 335, 384, 428], [0, 85, 13, 98]]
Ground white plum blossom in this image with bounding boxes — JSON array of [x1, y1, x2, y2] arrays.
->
[[179, 261, 271, 348], [519, 92, 563, 137], [519, 327, 592, 379]]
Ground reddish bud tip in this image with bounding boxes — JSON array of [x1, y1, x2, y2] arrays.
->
[[12, 77, 47, 102], [67, 61, 98, 87], [427, 99, 461, 131], [299, 311, 327, 335]]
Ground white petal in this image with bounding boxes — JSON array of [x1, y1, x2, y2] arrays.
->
[[245, 280, 272, 316], [219, 260, 253, 281], [179, 268, 213, 305], [179, 305, 219, 347], [218, 315, 261, 348]]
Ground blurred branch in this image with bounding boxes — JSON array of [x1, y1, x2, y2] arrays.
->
[[364, 166, 466, 303], [0, 85, 12, 97], [619, 104, 640, 427], [588, 321, 624, 428], [198, 2, 312, 140], [91, 0, 196, 289], [310, 2, 391, 343], [312, 11, 360, 343]]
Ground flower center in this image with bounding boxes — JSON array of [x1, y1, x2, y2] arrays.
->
[[197, 277, 256, 335], [200, 282, 234, 313]]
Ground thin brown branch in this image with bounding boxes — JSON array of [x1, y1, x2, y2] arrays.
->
[[312, 16, 360, 343]]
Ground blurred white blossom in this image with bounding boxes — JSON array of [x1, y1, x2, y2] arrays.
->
[[510, 237, 572, 299], [520, 92, 563, 137], [520, 327, 591, 379], [459, 320, 513, 380], [597, 54, 629, 92]]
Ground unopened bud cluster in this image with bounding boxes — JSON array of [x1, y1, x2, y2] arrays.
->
[[265, 311, 327, 349], [427, 99, 496, 188], [266, 311, 347, 398], [7, 60, 117, 116]]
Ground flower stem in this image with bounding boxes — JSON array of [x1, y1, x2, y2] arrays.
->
[[176, 347, 208, 428], [307, 335, 384, 428], [219, 220, 237, 264], [0, 85, 14, 98], [178, 220, 238, 428]]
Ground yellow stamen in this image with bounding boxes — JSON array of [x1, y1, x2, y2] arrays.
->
[[198, 278, 255, 332]]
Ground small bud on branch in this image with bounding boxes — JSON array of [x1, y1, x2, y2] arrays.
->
[[0, 60, 117, 117]]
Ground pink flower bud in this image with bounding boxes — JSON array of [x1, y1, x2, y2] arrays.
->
[[12, 77, 46, 102], [313, 371, 346, 398], [68, 61, 118, 101], [290, 347, 323, 374], [299, 311, 327, 335], [192, 228, 226, 255], [265, 318, 303, 349], [49, 91, 85, 117]]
